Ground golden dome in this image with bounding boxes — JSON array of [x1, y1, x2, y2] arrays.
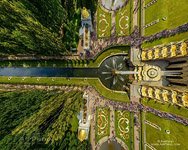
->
[[78, 129, 87, 142], [82, 7, 89, 19]]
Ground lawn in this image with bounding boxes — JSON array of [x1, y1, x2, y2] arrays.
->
[[88, 46, 129, 67], [95, 107, 110, 143], [115, 1, 132, 36], [142, 112, 188, 150], [142, 32, 188, 49], [97, 5, 111, 38], [114, 110, 133, 149], [141, 98, 188, 119], [143, 0, 188, 36], [0, 46, 130, 68], [0, 59, 90, 68], [0, 76, 129, 102]]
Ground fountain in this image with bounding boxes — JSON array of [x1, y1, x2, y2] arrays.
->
[[99, 56, 138, 90]]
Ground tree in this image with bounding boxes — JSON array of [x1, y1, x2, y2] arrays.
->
[[0, 0, 66, 56]]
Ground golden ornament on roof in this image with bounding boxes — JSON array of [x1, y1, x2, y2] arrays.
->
[[78, 129, 87, 142], [82, 7, 89, 19]]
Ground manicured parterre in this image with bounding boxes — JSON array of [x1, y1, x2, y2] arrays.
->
[[115, 1, 132, 36], [114, 110, 133, 150], [95, 107, 110, 142], [97, 5, 111, 38]]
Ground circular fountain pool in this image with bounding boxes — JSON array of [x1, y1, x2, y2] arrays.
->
[[98, 55, 134, 91]]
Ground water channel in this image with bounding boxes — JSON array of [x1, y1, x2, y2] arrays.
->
[[0, 55, 136, 91]]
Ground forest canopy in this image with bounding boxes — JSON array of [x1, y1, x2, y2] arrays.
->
[[0, 90, 90, 149], [0, 0, 97, 56]]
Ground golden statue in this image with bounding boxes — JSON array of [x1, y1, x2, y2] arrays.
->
[[82, 7, 89, 19], [148, 87, 153, 98], [155, 89, 161, 100], [162, 90, 169, 102], [182, 93, 188, 107], [170, 45, 177, 57], [141, 51, 147, 60], [171, 90, 178, 104], [141, 86, 147, 97], [180, 42, 187, 56], [162, 47, 168, 58], [148, 50, 153, 60], [154, 48, 160, 59]]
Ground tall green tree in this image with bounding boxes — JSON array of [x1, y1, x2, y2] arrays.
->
[[0, 0, 66, 56], [27, 0, 67, 33]]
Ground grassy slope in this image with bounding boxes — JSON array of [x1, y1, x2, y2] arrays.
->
[[141, 98, 188, 119], [0, 77, 129, 102], [0, 47, 130, 102], [142, 31, 188, 49], [144, 0, 188, 36], [88, 46, 129, 67], [143, 112, 188, 150], [0, 47, 129, 68]]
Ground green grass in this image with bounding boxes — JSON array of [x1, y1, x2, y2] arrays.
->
[[0, 46, 130, 102], [144, 0, 188, 36], [97, 5, 111, 38], [0, 46, 129, 68], [0, 59, 90, 68], [95, 107, 110, 143], [115, 1, 131, 36], [88, 46, 129, 67], [142, 32, 188, 49], [115, 110, 132, 149], [142, 112, 188, 150], [141, 98, 188, 119], [0, 76, 129, 102]]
